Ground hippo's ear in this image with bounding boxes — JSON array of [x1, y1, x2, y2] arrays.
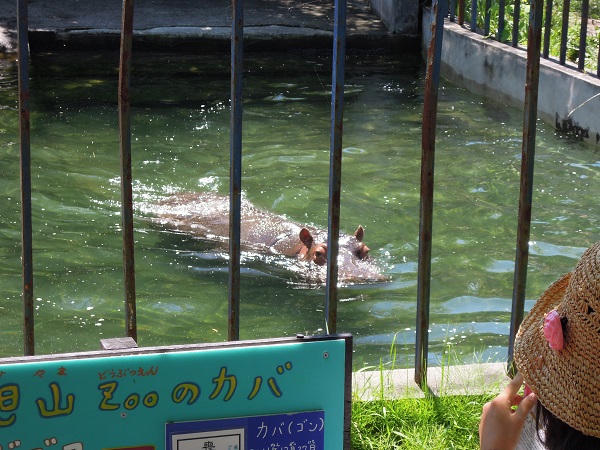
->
[[354, 226, 364, 242], [299, 228, 314, 248]]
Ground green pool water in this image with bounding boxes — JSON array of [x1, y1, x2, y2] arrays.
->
[[0, 50, 597, 368]]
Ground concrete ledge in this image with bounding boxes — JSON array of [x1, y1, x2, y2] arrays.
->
[[423, 9, 600, 147], [353, 362, 508, 400], [0, 0, 419, 54], [26, 26, 417, 53]]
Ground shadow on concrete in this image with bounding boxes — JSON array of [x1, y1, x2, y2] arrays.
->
[[0, 0, 418, 53]]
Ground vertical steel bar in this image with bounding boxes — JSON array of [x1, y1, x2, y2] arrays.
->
[[512, 0, 521, 46], [458, 0, 465, 26], [543, 0, 553, 58], [498, 0, 506, 41], [415, 0, 447, 389], [17, 0, 34, 356], [450, 0, 456, 22], [229, 0, 244, 341], [578, 0, 589, 71], [470, 0, 478, 31], [507, 0, 544, 370], [484, 0, 492, 36], [118, 0, 137, 341], [597, 40, 600, 77], [559, 0, 570, 64], [325, 0, 346, 335]]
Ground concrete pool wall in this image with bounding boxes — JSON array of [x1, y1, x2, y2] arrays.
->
[[422, 8, 600, 147]]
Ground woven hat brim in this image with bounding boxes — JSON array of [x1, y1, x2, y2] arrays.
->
[[514, 271, 600, 438]]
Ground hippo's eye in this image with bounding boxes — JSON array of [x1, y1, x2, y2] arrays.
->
[[355, 245, 369, 259]]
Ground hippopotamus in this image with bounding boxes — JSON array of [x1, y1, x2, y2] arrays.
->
[[151, 191, 387, 284]]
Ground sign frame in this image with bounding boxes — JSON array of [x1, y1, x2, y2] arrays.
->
[[0, 333, 352, 450]]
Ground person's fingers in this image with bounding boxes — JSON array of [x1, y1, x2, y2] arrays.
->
[[503, 372, 524, 398], [513, 392, 538, 422], [510, 393, 524, 407]]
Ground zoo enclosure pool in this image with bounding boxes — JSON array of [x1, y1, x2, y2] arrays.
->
[[1, 49, 598, 368]]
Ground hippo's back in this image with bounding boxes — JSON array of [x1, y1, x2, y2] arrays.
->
[[153, 192, 304, 253]]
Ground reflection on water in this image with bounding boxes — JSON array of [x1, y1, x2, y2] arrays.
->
[[0, 51, 598, 368]]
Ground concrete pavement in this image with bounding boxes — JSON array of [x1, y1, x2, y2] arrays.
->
[[0, 0, 417, 53]]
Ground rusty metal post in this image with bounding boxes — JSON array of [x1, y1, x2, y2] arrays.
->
[[458, 0, 465, 26], [229, 0, 244, 341], [17, 0, 34, 356], [118, 0, 137, 341], [325, 0, 346, 335], [507, 0, 544, 370], [415, 0, 446, 389]]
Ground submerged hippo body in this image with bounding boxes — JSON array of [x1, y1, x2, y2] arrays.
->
[[152, 192, 387, 284]]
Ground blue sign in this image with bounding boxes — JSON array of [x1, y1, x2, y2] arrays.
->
[[166, 410, 324, 450], [0, 335, 351, 449]]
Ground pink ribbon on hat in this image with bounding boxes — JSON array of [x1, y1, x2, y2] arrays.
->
[[543, 310, 564, 350]]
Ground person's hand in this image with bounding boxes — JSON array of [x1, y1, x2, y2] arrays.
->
[[479, 372, 538, 450]]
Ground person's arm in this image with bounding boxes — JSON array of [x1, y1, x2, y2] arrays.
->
[[479, 372, 539, 450]]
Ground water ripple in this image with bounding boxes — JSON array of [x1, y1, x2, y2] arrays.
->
[[528, 241, 587, 259]]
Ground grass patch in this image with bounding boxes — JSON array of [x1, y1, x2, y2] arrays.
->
[[351, 393, 494, 449], [351, 337, 503, 449]]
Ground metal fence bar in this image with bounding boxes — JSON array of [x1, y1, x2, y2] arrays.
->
[[559, 0, 570, 64], [512, 0, 521, 46], [456, 0, 597, 80], [578, 0, 589, 71], [325, 0, 346, 334], [17, 0, 34, 356], [507, 0, 544, 370], [118, 0, 138, 342], [543, 0, 553, 58], [484, 0, 492, 36], [450, 0, 456, 22], [498, 0, 506, 40], [415, 0, 447, 389], [229, 0, 244, 341], [470, 0, 478, 31]]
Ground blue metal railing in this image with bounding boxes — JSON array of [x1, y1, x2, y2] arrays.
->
[[508, 0, 545, 371], [417, 0, 544, 384], [17, 0, 34, 357], [15, 0, 348, 353], [415, 0, 448, 389], [229, 0, 244, 341], [119, 0, 137, 342], [16, 0, 545, 390], [326, 0, 347, 334], [452, 0, 599, 77]]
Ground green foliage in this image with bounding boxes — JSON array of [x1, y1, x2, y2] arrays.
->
[[473, 0, 530, 43], [351, 339, 499, 449], [467, 0, 599, 73], [545, 0, 600, 72], [570, 0, 600, 17], [351, 394, 493, 449]]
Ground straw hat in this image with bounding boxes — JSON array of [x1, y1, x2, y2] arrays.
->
[[514, 241, 600, 438]]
